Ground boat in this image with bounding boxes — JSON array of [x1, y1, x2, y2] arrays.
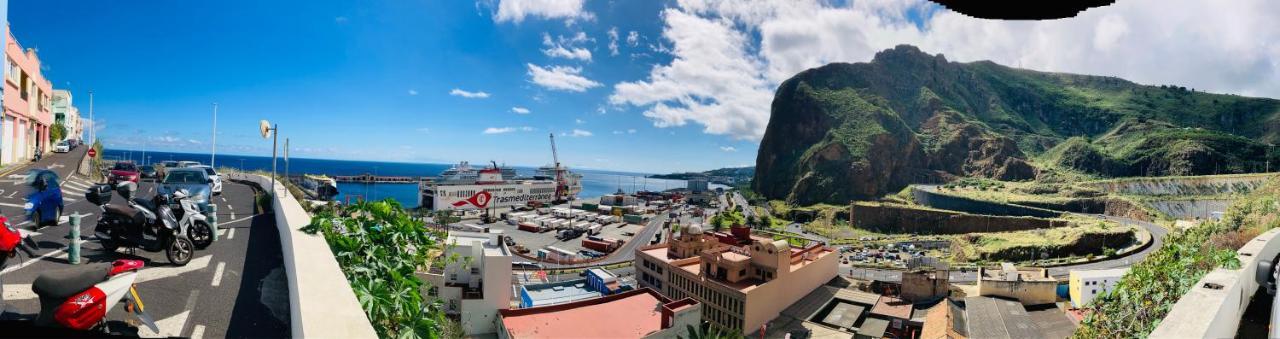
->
[[438, 161, 518, 182], [420, 162, 565, 211], [534, 165, 583, 200], [298, 174, 340, 200]]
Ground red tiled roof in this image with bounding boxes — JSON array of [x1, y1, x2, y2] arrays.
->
[[871, 296, 914, 320], [500, 289, 666, 339]]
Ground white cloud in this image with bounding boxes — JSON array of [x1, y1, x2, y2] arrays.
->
[[627, 128, 637, 134], [719, 146, 737, 152], [541, 32, 593, 61], [575, 118, 586, 124], [450, 88, 490, 98], [612, 130, 624, 134], [612, 0, 1280, 141], [511, 106, 531, 114], [483, 126, 535, 134], [527, 64, 602, 92], [416, 127, 431, 133], [626, 30, 640, 46], [607, 27, 620, 56], [493, 0, 592, 24], [408, 89, 419, 96], [563, 129, 593, 137]]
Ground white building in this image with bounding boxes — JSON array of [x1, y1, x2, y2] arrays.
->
[[51, 89, 81, 141], [1068, 268, 1128, 308], [421, 230, 512, 336]]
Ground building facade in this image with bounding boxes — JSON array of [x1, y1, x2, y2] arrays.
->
[[634, 225, 838, 333], [1068, 268, 1127, 308], [498, 288, 700, 339], [3, 26, 52, 165], [421, 231, 513, 336], [51, 89, 81, 142], [976, 263, 1058, 306]]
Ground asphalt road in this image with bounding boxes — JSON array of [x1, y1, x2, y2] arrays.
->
[[0, 148, 289, 338]]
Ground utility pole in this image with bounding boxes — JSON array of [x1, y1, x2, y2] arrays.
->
[[88, 90, 94, 143], [211, 103, 217, 167]]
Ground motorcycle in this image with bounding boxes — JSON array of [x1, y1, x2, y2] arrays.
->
[[89, 182, 196, 266], [171, 188, 215, 250], [0, 215, 159, 334]]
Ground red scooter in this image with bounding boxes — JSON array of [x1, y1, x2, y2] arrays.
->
[[0, 215, 159, 334]]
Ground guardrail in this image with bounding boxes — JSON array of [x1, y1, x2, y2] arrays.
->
[[1149, 227, 1280, 338], [225, 173, 377, 338]]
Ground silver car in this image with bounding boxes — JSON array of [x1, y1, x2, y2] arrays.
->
[[159, 168, 213, 210], [191, 165, 222, 195]]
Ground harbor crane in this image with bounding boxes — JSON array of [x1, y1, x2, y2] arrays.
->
[[549, 133, 569, 204]]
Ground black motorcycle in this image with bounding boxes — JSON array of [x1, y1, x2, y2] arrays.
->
[[88, 182, 195, 266]]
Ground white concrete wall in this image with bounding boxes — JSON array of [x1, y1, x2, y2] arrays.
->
[[225, 173, 377, 338], [1150, 228, 1280, 338]]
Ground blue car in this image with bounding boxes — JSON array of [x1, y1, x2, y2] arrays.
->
[[24, 169, 63, 227]]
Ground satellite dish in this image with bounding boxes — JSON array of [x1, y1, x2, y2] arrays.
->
[[260, 120, 271, 139]]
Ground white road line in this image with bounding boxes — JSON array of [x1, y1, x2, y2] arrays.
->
[[0, 202, 24, 208], [63, 181, 90, 190], [220, 197, 227, 203], [62, 197, 77, 203], [137, 255, 212, 283], [140, 291, 198, 338], [2, 284, 36, 300], [226, 204, 233, 211], [227, 228, 236, 240], [190, 325, 206, 339], [219, 215, 257, 227], [211, 262, 226, 287], [230, 212, 236, 220], [0, 248, 67, 274]]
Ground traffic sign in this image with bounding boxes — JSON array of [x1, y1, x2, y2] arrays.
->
[[88, 149, 97, 158]]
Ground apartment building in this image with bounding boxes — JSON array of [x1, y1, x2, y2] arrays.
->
[[51, 89, 81, 141], [1068, 268, 1127, 308], [498, 288, 700, 339], [634, 224, 838, 333], [976, 263, 1058, 306], [421, 230, 512, 336], [3, 26, 53, 165]]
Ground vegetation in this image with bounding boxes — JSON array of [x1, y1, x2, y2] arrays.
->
[[1074, 176, 1280, 337], [49, 122, 66, 143], [681, 324, 745, 339], [301, 199, 456, 339]]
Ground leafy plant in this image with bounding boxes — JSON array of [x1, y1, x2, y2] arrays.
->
[[681, 324, 745, 339], [302, 199, 452, 339]]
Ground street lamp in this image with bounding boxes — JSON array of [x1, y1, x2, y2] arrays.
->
[[260, 120, 279, 193]]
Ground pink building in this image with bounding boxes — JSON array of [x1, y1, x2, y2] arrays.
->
[[3, 25, 53, 165]]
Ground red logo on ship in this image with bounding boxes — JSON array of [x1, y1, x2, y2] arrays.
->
[[453, 191, 493, 208]]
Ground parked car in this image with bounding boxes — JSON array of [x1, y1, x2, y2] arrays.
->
[[178, 161, 201, 168], [160, 160, 180, 169], [23, 169, 63, 227], [191, 165, 222, 195], [158, 168, 212, 210], [52, 140, 70, 153], [108, 161, 141, 184], [139, 165, 160, 179]]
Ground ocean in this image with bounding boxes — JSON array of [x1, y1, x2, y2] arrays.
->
[[104, 149, 713, 208]]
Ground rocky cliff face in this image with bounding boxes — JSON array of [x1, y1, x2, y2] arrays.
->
[[755, 45, 1280, 205]]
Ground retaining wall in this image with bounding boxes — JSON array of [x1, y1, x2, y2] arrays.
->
[[1149, 227, 1280, 338], [849, 203, 1068, 235], [1084, 174, 1275, 196], [1014, 197, 1155, 222], [226, 173, 377, 338], [911, 187, 1063, 218]]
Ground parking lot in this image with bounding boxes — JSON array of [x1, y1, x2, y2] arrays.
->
[[465, 211, 649, 260], [0, 148, 289, 338]]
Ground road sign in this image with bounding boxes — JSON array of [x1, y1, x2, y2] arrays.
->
[[88, 149, 97, 158]]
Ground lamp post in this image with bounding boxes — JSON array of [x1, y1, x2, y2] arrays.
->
[[211, 103, 217, 168], [260, 120, 278, 193]]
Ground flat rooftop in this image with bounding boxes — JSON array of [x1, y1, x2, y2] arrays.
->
[[501, 289, 668, 339], [638, 244, 834, 293], [1070, 268, 1129, 280], [521, 279, 602, 307], [447, 231, 509, 256], [957, 297, 1074, 339]]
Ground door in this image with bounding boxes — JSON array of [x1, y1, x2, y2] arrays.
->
[[1, 115, 12, 165]]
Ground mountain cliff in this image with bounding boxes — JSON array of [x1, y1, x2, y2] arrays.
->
[[755, 45, 1280, 205]]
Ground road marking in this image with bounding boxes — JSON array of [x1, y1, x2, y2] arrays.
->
[[0, 202, 25, 208], [140, 291, 198, 338], [63, 180, 89, 190], [227, 228, 236, 240], [226, 204, 233, 211], [230, 212, 236, 220], [137, 255, 212, 283], [62, 197, 78, 203], [6, 191, 17, 198], [220, 197, 227, 203], [0, 248, 67, 274], [6, 174, 27, 180], [2, 284, 36, 300], [190, 325, 206, 339], [211, 262, 226, 287], [220, 215, 257, 227]]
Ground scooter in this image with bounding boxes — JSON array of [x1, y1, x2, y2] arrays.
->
[[0, 215, 159, 334], [89, 182, 196, 266], [170, 188, 215, 250]]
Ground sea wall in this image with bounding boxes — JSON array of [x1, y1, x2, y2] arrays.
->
[[1084, 174, 1275, 196], [850, 203, 1067, 235], [911, 187, 1063, 218]]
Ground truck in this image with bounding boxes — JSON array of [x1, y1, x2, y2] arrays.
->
[[623, 214, 646, 224], [581, 238, 619, 253], [586, 223, 602, 235], [518, 222, 543, 233]]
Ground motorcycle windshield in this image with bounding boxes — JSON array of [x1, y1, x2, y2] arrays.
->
[[159, 207, 179, 230]]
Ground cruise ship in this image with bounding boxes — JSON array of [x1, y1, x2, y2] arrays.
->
[[419, 162, 580, 211], [534, 165, 583, 199]]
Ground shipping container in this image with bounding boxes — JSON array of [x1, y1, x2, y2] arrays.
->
[[623, 214, 646, 224], [581, 238, 618, 253], [518, 223, 543, 233], [581, 203, 599, 210]]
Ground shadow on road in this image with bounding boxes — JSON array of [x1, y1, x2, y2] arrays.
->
[[223, 213, 290, 338]]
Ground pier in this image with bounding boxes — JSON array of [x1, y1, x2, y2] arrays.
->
[[333, 173, 428, 184]]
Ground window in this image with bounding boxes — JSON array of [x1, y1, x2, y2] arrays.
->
[[470, 267, 479, 274], [6, 58, 16, 83]]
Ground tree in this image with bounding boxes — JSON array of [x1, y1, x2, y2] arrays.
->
[[49, 122, 66, 143]]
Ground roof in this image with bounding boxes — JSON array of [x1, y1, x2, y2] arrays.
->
[[820, 302, 865, 330], [857, 318, 890, 338], [781, 286, 880, 321], [1070, 268, 1129, 280], [500, 289, 670, 339], [521, 279, 602, 307], [870, 296, 914, 320], [919, 302, 950, 339], [961, 297, 1044, 339]]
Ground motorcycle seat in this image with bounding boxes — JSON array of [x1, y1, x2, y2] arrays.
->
[[105, 204, 146, 225], [132, 197, 157, 213], [32, 263, 111, 300]]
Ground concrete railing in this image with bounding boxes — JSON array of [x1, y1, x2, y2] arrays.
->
[[226, 173, 377, 338], [1149, 227, 1280, 338]]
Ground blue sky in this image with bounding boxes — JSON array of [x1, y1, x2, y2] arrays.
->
[[10, 0, 1278, 173]]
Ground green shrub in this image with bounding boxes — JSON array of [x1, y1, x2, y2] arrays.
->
[[302, 199, 453, 338]]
